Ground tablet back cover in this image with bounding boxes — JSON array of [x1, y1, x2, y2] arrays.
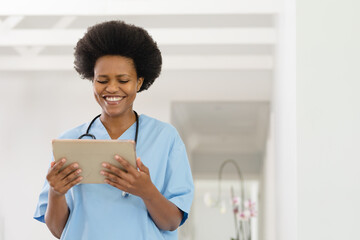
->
[[52, 139, 136, 184]]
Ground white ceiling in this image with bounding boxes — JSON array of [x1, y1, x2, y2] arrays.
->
[[0, 0, 277, 178]]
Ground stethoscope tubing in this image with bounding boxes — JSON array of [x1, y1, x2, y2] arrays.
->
[[78, 114, 101, 140], [78, 111, 139, 145]]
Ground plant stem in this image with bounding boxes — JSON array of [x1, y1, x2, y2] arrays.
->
[[231, 186, 240, 240]]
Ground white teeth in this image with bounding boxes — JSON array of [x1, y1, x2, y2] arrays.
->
[[105, 96, 123, 102]]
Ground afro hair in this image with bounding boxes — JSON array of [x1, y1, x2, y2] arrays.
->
[[74, 20, 162, 92]]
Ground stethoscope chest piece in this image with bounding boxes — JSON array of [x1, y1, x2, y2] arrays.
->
[[122, 191, 129, 198]]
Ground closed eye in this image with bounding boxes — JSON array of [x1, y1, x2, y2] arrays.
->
[[118, 80, 129, 83], [96, 80, 108, 84]]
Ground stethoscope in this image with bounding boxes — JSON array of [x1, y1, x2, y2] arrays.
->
[[78, 111, 139, 144], [78, 110, 139, 198]]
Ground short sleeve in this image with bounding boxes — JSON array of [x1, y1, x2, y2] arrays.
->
[[162, 133, 194, 226], [33, 129, 81, 224], [33, 180, 50, 223], [33, 154, 73, 224], [34, 174, 73, 224]]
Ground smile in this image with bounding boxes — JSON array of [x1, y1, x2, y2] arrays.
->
[[105, 96, 124, 101], [102, 95, 125, 104]]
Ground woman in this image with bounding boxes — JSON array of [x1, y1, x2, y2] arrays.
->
[[34, 21, 194, 240]]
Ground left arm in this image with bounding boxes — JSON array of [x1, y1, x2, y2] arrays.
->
[[101, 156, 183, 231]]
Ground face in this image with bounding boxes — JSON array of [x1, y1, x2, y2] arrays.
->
[[93, 55, 143, 119]]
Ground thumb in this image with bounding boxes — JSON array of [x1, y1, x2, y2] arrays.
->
[[136, 158, 149, 174]]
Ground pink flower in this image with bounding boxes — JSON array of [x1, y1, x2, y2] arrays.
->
[[239, 212, 246, 220], [233, 206, 239, 214], [250, 210, 257, 217], [244, 199, 256, 209], [232, 196, 240, 205]]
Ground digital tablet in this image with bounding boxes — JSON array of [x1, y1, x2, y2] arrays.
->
[[52, 139, 137, 184]]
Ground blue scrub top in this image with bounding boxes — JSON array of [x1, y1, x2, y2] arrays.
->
[[34, 114, 194, 240]]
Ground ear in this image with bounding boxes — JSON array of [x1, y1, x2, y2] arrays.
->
[[137, 77, 144, 92]]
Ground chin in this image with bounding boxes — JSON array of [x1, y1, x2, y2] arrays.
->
[[103, 110, 127, 118]]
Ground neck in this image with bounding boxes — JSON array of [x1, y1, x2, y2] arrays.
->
[[100, 110, 136, 139]]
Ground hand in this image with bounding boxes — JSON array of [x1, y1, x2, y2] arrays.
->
[[47, 158, 83, 197], [101, 155, 156, 200]]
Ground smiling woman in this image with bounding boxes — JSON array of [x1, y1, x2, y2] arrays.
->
[[92, 55, 144, 139], [33, 20, 194, 240]]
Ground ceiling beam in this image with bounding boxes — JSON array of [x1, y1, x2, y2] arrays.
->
[[0, 55, 273, 71], [1, 0, 279, 15], [0, 16, 24, 30], [13, 16, 77, 56], [0, 28, 276, 46]]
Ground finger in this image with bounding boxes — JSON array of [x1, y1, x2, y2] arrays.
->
[[105, 179, 124, 191], [51, 161, 56, 168], [48, 158, 66, 176], [64, 175, 83, 189], [114, 155, 137, 175], [101, 163, 132, 182], [136, 158, 149, 174], [59, 163, 80, 180], [61, 168, 82, 185], [101, 170, 122, 183], [104, 176, 129, 191], [50, 174, 82, 196]]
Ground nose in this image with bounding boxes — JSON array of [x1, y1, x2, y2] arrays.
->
[[105, 79, 119, 93]]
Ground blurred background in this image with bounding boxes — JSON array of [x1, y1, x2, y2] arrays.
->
[[0, 0, 298, 240]]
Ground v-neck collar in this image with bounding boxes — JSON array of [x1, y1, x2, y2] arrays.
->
[[91, 115, 139, 140]]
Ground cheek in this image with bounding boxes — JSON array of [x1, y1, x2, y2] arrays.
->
[[121, 84, 136, 97], [129, 87, 138, 99], [93, 86, 102, 103]]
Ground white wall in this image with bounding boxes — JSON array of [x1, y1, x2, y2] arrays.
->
[[298, 0, 360, 239], [260, 113, 276, 240], [273, 0, 297, 240], [0, 73, 97, 240]]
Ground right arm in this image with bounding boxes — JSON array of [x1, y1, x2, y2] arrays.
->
[[45, 159, 82, 239]]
